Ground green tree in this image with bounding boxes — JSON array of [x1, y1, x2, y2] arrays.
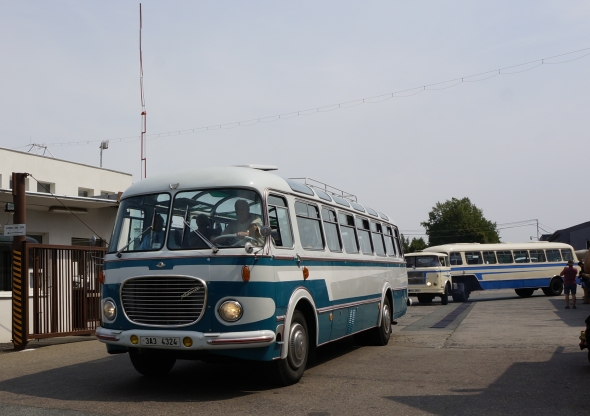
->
[[401, 234, 428, 253], [421, 197, 500, 246]]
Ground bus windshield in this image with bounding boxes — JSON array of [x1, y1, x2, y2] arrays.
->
[[406, 255, 441, 268], [108, 193, 171, 253], [168, 188, 263, 250]]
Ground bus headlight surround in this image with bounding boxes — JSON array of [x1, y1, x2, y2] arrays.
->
[[103, 299, 116, 321], [219, 300, 243, 322]]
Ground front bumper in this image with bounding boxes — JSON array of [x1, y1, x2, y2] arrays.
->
[[95, 326, 276, 350], [408, 286, 444, 295]]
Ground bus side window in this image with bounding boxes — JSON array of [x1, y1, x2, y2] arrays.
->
[[465, 251, 483, 265], [295, 201, 324, 250], [356, 217, 373, 255], [546, 249, 562, 262], [560, 249, 574, 262], [384, 226, 396, 257], [449, 252, 463, 265], [482, 251, 497, 264], [393, 227, 403, 257], [496, 250, 513, 264], [529, 249, 546, 263], [267, 195, 293, 248], [321, 207, 342, 252], [370, 222, 386, 257], [513, 250, 530, 263], [338, 212, 359, 254]]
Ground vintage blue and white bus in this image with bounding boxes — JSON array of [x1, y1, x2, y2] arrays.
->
[[95, 166, 408, 385], [423, 242, 577, 301]]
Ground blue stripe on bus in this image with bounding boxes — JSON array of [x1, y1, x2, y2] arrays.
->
[[104, 256, 406, 270], [478, 278, 552, 290], [451, 262, 566, 272]]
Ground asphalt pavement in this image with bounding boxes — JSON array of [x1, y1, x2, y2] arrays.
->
[[1, 289, 589, 415]]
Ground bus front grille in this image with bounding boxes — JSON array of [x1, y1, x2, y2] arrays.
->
[[407, 272, 426, 285], [121, 276, 207, 327]]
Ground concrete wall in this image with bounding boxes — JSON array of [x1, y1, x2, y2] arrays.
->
[[0, 147, 132, 197]]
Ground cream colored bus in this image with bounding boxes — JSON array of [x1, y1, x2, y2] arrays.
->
[[423, 242, 576, 301], [405, 252, 452, 304]]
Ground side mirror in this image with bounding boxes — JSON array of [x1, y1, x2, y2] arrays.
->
[[244, 242, 254, 254], [260, 226, 272, 238], [90, 236, 97, 247]]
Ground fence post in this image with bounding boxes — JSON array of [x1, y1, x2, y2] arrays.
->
[[11, 172, 29, 351]]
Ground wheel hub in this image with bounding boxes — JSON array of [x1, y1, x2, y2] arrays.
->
[[288, 323, 307, 368], [382, 305, 391, 334]]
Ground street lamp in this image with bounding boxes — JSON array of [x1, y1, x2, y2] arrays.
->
[[99, 141, 109, 167]]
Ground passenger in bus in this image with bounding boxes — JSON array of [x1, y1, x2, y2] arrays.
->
[[219, 199, 263, 245], [186, 214, 220, 248], [139, 214, 165, 250]]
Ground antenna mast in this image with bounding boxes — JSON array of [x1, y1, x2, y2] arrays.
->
[[139, 3, 147, 179]]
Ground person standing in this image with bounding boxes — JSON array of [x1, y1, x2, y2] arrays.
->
[[560, 260, 579, 309]]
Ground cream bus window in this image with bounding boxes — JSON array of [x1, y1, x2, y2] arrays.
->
[[483, 251, 497, 264], [513, 250, 530, 263], [546, 249, 562, 262], [497, 250, 513, 264], [321, 208, 342, 252], [449, 252, 462, 265], [338, 212, 359, 254], [529, 250, 546, 263], [465, 251, 483, 265], [560, 249, 574, 262]]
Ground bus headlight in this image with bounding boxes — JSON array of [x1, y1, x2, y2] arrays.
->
[[426, 282, 432, 287], [219, 300, 243, 322], [103, 300, 116, 320]]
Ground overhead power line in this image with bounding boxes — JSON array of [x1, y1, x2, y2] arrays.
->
[[10, 46, 590, 150]]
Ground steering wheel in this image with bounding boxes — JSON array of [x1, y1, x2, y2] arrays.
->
[[231, 236, 259, 247], [212, 234, 237, 242]]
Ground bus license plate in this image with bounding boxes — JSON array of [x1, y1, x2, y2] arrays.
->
[[140, 337, 180, 347]]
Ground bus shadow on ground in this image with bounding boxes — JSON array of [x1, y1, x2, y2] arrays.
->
[[0, 339, 360, 403], [384, 346, 590, 415]]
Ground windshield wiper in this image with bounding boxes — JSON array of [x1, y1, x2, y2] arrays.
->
[[182, 219, 219, 254], [115, 226, 152, 258]]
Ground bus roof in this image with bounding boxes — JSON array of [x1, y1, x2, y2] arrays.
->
[[121, 166, 396, 224], [404, 252, 447, 257], [424, 242, 575, 253]]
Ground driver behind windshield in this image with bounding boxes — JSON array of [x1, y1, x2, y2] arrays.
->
[[220, 199, 263, 245]]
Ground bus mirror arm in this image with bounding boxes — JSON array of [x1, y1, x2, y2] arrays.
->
[[296, 254, 302, 267]]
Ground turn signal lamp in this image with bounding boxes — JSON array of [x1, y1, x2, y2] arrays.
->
[[302, 266, 309, 280], [242, 265, 250, 282], [183, 337, 193, 347], [98, 270, 105, 284], [130, 334, 139, 345]]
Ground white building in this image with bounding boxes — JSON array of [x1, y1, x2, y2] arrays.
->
[[0, 147, 133, 343]]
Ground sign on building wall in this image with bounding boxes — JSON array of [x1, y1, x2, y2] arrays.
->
[[3, 224, 26, 236]]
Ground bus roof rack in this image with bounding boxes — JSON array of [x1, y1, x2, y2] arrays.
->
[[234, 164, 278, 171], [288, 177, 357, 202]]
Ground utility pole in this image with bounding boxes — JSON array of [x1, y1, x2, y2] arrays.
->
[[11, 172, 29, 351], [99, 141, 109, 168]]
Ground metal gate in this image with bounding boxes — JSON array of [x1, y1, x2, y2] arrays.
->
[[23, 243, 106, 339]]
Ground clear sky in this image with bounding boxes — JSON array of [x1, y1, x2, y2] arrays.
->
[[1, 1, 588, 243]]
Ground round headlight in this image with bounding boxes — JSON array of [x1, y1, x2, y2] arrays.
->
[[218, 300, 243, 322], [103, 299, 116, 320], [426, 282, 432, 287]]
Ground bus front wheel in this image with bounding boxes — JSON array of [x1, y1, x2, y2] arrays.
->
[[440, 285, 450, 305], [129, 350, 176, 377], [542, 278, 563, 296], [269, 310, 309, 386], [515, 288, 535, 298]]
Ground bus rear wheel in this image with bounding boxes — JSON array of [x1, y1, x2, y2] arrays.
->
[[268, 310, 308, 386], [542, 278, 563, 296], [452, 283, 468, 302], [129, 350, 176, 377], [515, 288, 535, 298]]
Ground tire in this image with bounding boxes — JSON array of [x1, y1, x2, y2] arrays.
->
[[542, 278, 564, 296], [451, 283, 467, 302], [515, 288, 535, 298], [369, 297, 392, 346], [268, 310, 309, 386], [417, 294, 433, 304], [129, 350, 176, 377], [588, 350, 590, 364], [440, 285, 450, 305]]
